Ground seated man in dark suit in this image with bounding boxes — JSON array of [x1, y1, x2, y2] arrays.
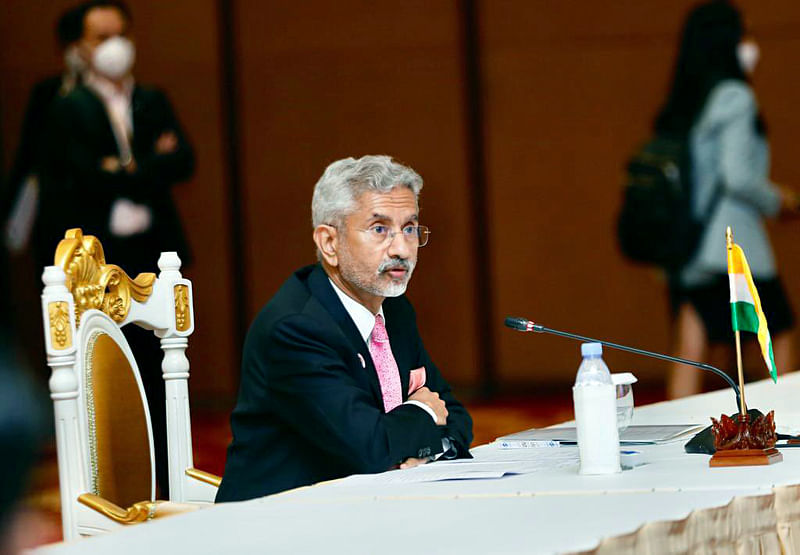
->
[[217, 155, 473, 502]]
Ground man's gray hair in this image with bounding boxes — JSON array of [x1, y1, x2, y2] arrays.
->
[[311, 155, 423, 228]]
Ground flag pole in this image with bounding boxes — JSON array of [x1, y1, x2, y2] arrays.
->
[[727, 226, 747, 417], [734, 331, 746, 416], [709, 227, 781, 467]]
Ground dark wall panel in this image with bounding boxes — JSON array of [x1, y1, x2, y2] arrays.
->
[[234, 1, 480, 385]]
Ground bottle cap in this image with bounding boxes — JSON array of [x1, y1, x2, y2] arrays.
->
[[581, 342, 602, 357]]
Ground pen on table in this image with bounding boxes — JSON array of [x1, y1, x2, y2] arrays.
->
[[497, 440, 562, 448], [496, 440, 581, 448]]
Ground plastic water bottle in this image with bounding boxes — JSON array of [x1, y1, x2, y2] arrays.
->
[[573, 342, 621, 474]]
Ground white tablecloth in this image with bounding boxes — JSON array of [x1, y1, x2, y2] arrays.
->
[[35, 372, 800, 554]]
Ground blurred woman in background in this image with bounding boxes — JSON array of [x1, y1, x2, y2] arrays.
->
[[660, 0, 800, 398]]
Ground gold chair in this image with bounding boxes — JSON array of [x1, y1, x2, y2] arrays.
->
[[41, 228, 220, 540]]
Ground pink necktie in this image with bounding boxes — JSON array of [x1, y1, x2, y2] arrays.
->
[[369, 315, 403, 412]]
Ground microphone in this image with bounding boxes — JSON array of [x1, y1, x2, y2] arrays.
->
[[504, 316, 742, 410]]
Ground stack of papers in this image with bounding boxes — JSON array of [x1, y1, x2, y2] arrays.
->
[[335, 448, 580, 486], [496, 424, 705, 448], [332, 425, 706, 487]]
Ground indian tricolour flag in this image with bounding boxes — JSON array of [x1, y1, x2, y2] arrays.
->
[[727, 242, 777, 382]]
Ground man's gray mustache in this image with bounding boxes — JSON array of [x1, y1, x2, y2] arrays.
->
[[377, 259, 411, 273]]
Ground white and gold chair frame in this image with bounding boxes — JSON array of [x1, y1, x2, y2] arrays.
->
[[41, 229, 220, 540]]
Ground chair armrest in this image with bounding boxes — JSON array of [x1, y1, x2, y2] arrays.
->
[[185, 467, 222, 488], [78, 493, 203, 524], [77, 493, 155, 524]]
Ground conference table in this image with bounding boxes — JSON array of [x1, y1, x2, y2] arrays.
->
[[37, 372, 800, 554]]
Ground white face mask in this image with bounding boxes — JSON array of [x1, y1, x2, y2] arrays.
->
[[737, 41, 760, 74], [92, 36, 135, 80], [63, 44, 87, 76]]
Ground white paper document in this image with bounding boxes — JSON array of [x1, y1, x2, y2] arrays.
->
[[446, 445, 580, 464], [335, 466, 511, 486], [334, 448, 580, 486], [497, 424, 704, 446], [4, 176, 38, 252]]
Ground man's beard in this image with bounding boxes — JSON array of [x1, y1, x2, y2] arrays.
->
[[376, 257, 415, 297], [339, 252, 416, 298]]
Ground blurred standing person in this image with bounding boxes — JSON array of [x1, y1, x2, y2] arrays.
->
[[3, 5, 86, 267], [2, 5, 88, 404], [39, 0, 194, 275], [661, 0, 800, 398], [39, 0, 195, 497]]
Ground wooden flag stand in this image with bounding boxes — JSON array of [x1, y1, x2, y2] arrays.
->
[[709, 228, 782, 467]]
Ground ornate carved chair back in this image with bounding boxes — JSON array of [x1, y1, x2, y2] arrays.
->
[[53, 229, 157, 329]]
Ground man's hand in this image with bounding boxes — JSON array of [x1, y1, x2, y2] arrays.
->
[[778, 186, 800, 218], [154, 131, 178, 155], [122, 157, 137, 174], [399, 457, 430, 470], [408, 386, 448, 425], [101, 156, 137, 174], [100, 156, 121, 173]]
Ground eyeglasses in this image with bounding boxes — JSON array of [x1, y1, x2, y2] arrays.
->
[[354, 224, 430, 248]]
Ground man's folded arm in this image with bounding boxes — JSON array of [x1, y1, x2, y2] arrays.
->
[[262, 314, 445, 473], [132, 90, 195, 191], [408, 320, 474, 457]]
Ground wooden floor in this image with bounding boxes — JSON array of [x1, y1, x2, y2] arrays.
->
[[16, 387, 665, 549]]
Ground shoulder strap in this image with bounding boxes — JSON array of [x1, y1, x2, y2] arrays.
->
[[702, 181, 724, 224]]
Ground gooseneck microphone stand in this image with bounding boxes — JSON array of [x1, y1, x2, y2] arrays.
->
[[504, 316, 742, 412]]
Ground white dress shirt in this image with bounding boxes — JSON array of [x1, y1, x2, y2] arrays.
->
[[85, 72, 134, 163], [328, 278, 437, 423], [85, 72, 152, 237]]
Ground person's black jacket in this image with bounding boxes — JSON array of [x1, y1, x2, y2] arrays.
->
[[216, 264, 473, 502], [38, 83, 193, 274], [3, 75, 63, 222]]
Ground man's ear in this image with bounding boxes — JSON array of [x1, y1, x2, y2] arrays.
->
[[313, 225, 339, 267]]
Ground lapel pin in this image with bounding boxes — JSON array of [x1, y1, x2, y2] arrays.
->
[[357, 353, 366, 368]]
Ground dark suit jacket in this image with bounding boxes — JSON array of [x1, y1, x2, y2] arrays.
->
[[3, 75, 63, 221], [38, 83, 193, 275], [216, 264, 473, 502], [2, 76, 68, 273]]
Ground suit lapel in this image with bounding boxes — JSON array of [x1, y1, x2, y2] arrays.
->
[[131, 86, 144, 117], [77, 87, 120, 156], [131, 87, 151, 154], [307, 266, 384, 403], [131, 87, 143, 150]]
